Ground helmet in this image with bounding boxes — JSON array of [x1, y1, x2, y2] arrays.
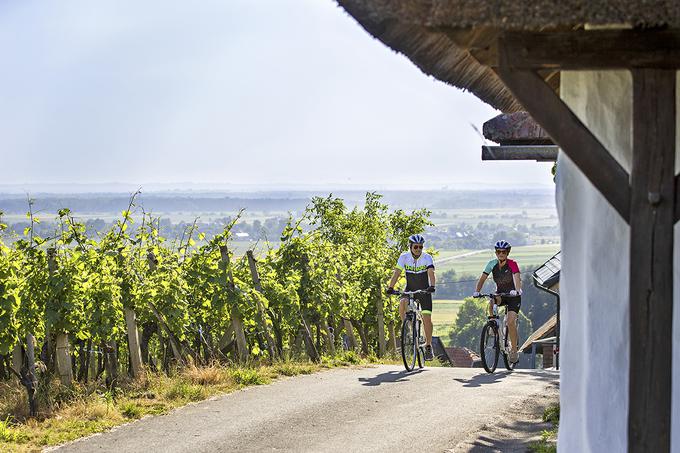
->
[[408, 234, 425, 244], [494, 240, 511, 250]]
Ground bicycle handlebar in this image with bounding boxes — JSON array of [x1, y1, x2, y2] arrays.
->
[[392, 289, 431, 296], [474, 292, 514, 298]]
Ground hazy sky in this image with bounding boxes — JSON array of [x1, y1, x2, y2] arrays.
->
[[1, 0, 554, 189]]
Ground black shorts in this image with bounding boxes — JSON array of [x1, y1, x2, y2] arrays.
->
[[499, 296, 521, 313], [402, 292, 433, 314]]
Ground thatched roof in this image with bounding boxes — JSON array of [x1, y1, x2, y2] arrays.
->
[[483, 112, 552, 145], [338, 1, 523, 112], [338, 1, 680, 31], [337, 0, 680, 112]]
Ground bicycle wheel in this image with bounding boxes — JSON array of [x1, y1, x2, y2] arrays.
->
[[480, 322, 499, 373], [401, 316, 417, 371], [416, 319, 424, 369], [502, 326, 517, 371]]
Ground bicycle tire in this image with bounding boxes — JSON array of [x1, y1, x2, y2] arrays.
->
[[416, 319, 424, 369], [480, 322, 499, 373], [401, 316, 417, 371], [502, 325, 517, 371]]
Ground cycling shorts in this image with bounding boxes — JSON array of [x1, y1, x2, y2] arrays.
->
[[499, 296, 521, 313], [401, 292, 433, 315]]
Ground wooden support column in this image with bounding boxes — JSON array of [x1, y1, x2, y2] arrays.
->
[[628, 69, 676, 453]]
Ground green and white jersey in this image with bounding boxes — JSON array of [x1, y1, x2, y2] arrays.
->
[[396, 252, 435, 290]]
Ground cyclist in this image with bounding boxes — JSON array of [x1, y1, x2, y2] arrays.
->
[[386, 234, 436, 360], [473, 240, 522, 363]]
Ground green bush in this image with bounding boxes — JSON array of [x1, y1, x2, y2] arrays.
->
[[230, 368, 270, 386]]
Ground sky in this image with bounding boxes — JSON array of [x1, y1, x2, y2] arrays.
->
[[0, 0, 555, 191]]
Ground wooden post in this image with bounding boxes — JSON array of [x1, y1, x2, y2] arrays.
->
[[55, 333, 73, 386], [375, 295, 386, 357], [146, 252, 185, 365], [387, 320, 398, 352], [124, 308, 143, 378], [104, 340, 118, 388], [47, 248, 73, 386], [11, 343, 22, 375], [299, 313, 320, 362], [325, 321, 336, 355], [25, 334, 36, 387], [219, 245, 249, 363], [246, 250, 278, 359], [342, 318, 358, 351], [119, 251, 143, 378], [628, 69, 675, 453]]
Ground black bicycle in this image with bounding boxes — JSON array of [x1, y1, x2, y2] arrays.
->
[[392, 289, 429, 372], [475, 292, 519, 373]]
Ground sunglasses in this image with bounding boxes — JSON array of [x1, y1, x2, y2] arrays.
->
[[411, 245, 423, 250], [495, 249, 509, 254]]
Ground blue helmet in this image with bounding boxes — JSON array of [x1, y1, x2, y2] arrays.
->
[[409, 234, 425, 245], [494, 240, 511, 250]]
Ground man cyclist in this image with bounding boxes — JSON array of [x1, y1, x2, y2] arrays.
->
[[473, 240, 522, 363], [386, 234, 436, 360]]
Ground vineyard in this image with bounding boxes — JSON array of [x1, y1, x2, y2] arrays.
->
[[0, 191, 430, 415]]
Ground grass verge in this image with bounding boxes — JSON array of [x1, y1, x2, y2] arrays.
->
[[0, 351, 378, 453], [529, 403, 559, 453]]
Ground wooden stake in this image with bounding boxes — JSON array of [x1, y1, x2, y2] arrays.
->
[[219, 245, 249, 363], [375, 295, 386, 357], [246, 250, 278, 359], [47, 248, 73, 386]]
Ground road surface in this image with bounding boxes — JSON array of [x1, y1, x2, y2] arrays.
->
[[53, 365, 558, 453]]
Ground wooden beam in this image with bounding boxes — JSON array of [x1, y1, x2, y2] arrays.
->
[[500, 30, 680, 70], [675, 173, 680, 223], [496, 67, 631, 221], [482, 145, 558, 162], [628, 69, 676, 453]]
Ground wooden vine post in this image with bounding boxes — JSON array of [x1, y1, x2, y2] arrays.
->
[[246, 250, 278, 359], [219, 245, 249, 363], [375, 293, 386, 357], [47, 248, 73, 386], [119, 250, 143, 379]]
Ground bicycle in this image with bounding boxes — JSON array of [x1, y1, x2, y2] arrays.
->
[[475, 292, 519, 373], [391, 289, 430, 372]]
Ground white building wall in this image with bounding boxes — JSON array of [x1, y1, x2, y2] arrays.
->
[[673, 72, 680, 453], [557, 71, 632, 452]]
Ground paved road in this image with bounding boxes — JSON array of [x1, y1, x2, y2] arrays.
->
[[53, 365, 558, 453]]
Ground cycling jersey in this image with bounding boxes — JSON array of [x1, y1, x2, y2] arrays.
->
[[483, 259, 520, 293], [396, 251, 435, 291]]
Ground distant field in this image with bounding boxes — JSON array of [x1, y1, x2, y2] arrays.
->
[[436, 244, 560, 276], [429, 207, 558, 228], [432, 299, 464, 341]]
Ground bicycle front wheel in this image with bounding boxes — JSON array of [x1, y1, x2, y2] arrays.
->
[[480, 322, 499, 373], [401, 316, 417, 371]]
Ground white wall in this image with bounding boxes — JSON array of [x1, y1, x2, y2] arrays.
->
[[673, 72, 680, 453], [557, 71, 632, 452]]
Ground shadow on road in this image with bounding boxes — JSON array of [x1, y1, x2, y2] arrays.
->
[[463, 418, 552, 452], [453, 372, 509, 387], [358, 369, 425, 386]]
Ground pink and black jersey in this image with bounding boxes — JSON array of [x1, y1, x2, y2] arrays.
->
[[483, 259, 520, 294]]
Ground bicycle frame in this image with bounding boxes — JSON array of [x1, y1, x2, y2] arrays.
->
[[476, 292, 519, 372], [394, 289, 429, 371]]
